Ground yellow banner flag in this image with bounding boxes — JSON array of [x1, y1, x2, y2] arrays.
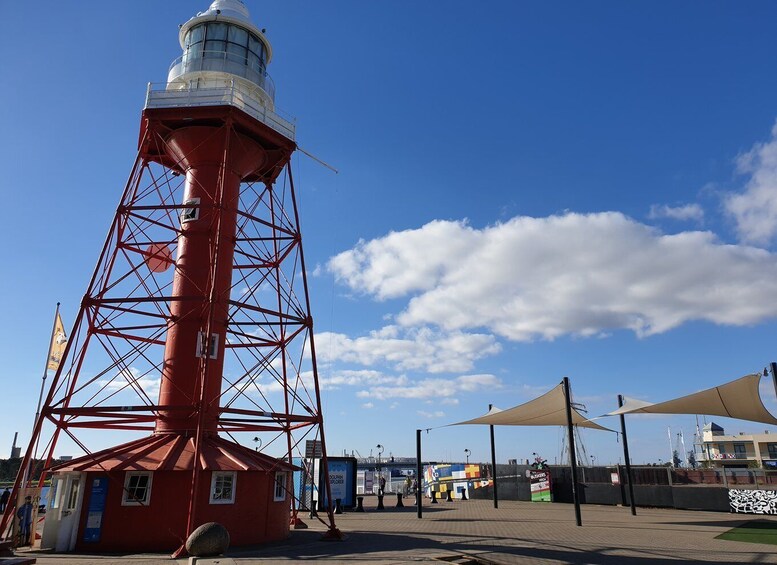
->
[[47, 313, 67, 371]]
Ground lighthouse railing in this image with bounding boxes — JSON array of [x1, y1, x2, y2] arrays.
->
[[144, 82, 296, 141]]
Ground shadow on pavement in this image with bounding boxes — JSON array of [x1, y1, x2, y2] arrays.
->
[[228, 528, 754, 564]]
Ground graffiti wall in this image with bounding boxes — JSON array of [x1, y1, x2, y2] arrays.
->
[[729, 489, 777, 514]]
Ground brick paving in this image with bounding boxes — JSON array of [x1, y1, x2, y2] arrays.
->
[[14, 497, 777, 564]]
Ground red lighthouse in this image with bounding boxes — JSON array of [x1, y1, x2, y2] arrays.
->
[[2, 0, 338, 554]]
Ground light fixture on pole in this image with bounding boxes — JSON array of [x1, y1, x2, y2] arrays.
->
[[464, 448, 471, 464], [253, 436, 262, 452], [376, 444, 384, 494]]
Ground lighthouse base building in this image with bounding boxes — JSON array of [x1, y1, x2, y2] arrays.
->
[[41, 435, 295, 552]]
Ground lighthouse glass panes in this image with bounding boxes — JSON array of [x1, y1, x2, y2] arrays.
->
[[182, 21, 267, 87]]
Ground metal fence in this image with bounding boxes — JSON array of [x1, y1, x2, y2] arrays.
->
[[568, 465, 777, 488]]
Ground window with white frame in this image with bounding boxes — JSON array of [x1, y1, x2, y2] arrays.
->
[[274, 472, 287, 502], [122, 472, 152, 506], [210, 472, 236, 504]]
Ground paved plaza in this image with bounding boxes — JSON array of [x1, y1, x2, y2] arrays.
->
[[14, 497, 777, 564]]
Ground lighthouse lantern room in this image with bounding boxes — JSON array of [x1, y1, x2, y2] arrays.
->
[[2, 0, 338, 554]]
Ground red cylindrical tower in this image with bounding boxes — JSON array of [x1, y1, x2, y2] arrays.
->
[[155, 127, 265, 433], [2, 0, 340, 554]]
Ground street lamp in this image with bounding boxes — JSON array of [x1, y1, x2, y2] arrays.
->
[[376, 444, 384, 494], [253, 436, 262, 452], [590, 455, 595, 467], [464, 448, 471, 464]]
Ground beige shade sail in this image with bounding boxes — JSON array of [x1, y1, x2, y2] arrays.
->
[[452, 382, 613, 431], [608, 374, 777, 425]]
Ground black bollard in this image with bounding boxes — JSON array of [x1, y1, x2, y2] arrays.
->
[[377, 494, 385, 511], [309, 499, 318, 519], [446, 490, 453, 502], [461, 488, 468, 501], [431, 491, 438, 504], [334, 498, 343, 514], [355, 496, 365, 512], [396, 493, 404, 508]]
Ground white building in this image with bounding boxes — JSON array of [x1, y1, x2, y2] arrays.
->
[[698, 422, 777, 469]]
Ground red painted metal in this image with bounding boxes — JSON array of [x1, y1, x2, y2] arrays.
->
[[0, 101, 339, 549]]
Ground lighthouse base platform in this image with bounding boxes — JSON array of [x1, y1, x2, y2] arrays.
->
[[41, 433, 295, 554]]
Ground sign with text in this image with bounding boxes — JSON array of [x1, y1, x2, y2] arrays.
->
[[317, 457, 357, 508], [305, 440, 322, 458], [529, 470, 552, 502], [83, 476, 109, 543]]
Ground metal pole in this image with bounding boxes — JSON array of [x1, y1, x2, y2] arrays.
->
[[33, 303, 60, 435], [618, 394, 637, 516], [769, 363, 777, 404], [416, 429, 422, 519], [563, 377, 582, 526], [489, 403, 498, 509]]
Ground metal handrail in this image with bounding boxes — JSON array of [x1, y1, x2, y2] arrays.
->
[[144, 82, 296, 141]]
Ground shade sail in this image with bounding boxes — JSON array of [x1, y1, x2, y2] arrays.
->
[[608, 374, 777, 425], [452, 382, 613, 431]]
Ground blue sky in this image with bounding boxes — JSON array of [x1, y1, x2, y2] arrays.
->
[[3, 1, 777, 467]]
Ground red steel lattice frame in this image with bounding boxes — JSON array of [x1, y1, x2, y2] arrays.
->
[[1, 106, 338, 545]]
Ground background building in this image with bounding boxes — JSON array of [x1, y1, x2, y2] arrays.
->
[[698, 422, 777, 469]]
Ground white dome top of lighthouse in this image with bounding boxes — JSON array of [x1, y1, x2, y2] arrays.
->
[[178, 0, 272, 64], [201, 0, 251, 22]]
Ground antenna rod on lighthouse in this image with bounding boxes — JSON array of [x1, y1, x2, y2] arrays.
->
[[297, 145, 339, 174]]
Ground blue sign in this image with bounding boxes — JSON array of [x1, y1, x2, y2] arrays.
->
[[82, 476, 108, 543], [319, 457, 357, 508]]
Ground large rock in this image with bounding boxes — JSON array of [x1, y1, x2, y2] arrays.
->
[[185, 522, 230, 557]]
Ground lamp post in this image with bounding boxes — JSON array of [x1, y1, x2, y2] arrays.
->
[[253, 436, 262, 452], [590, 455, 595, 467], [376, 444, 384, 494], [464, 449, 471, 464]]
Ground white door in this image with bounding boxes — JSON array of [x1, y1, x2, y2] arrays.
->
[[55, 473, 84, 551], [40, 476, 64, 549]]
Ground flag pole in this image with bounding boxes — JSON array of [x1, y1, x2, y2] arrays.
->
[[34, 303, 60, 432], [24, 302, 60, 487]]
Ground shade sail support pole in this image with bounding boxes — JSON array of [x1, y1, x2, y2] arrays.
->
[[489, 403, 498, 509], [563, 377, 582, 526], [618, 394, 637, 516], [416, 429, 423, 519]]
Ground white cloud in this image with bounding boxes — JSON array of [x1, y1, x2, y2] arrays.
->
[[319, 369, 407, 390], [362, 402, 374, 409], [315, 326, 500, 373], [648, 203, 704, 223], [328, 220, 479, 300], [417, 410, 446, 419], [357, 374, 501, 401], [99, 367, 161, 398], [329, 213, 777, 340], [725, 121, 777, 245]]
